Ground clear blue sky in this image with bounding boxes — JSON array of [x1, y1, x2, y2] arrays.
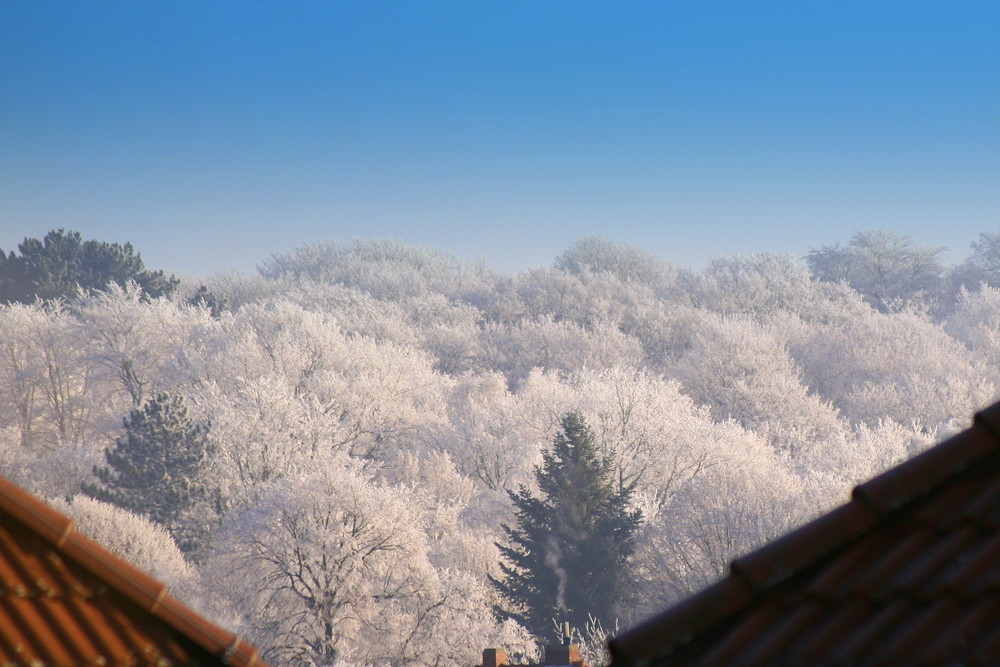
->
[[1, 2, 997, 278]]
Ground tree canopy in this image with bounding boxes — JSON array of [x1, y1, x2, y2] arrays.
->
[[806, 229, 944, 313], [3, 230, 1000, 665], [0, 229, 178, 304]]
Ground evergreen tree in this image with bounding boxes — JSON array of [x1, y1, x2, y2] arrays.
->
[[0, 229, 178, 304], [84, 393, 214, 555], [491, 412, 642, 641], [188, 284, 229, 318]]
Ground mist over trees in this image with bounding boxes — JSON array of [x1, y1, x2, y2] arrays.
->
[[0, 228, 998, 665]]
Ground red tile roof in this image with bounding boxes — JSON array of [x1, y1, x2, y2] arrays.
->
[[0, 474, 269, 666], [609, 401, 1000, 667]]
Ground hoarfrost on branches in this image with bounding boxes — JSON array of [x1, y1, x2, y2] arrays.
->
[[2, 230, 1000, 665]]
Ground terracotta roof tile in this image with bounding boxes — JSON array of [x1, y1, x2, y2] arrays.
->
[[731, 500, 878, 593], [0, 475, 270, 667], [609, 401, 1000, 667], [792, 599, 870, 663]]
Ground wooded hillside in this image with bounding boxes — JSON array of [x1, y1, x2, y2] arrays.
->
[[1, 231, 997, 666]]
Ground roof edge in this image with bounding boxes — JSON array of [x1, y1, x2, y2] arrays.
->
[[608, 402, 1000, 667], [0, 476, 266, 667], [731, 499, 878, 591], [608, 499, 880, 666], [853, 419, 1000, 516], [975, 401, 1000, 438], [609, 576, 753, 666], [0, 476, 74, 546]]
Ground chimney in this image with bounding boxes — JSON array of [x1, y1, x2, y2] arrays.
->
[[543, 623, 583, 666], [543, 643, 581, 666], [482, 648, 508, 667]]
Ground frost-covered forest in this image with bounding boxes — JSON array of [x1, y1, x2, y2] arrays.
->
[[3, 229, 1000, 666]]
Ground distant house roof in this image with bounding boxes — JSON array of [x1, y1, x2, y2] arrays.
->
[[0, 474, 268, 666], [609, 400, 1000, 667]]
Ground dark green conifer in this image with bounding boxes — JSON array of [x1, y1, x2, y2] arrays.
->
[[0, 229, 178, 304], [84, 393, 213, 555], [188, 284, 229, 318], [492, 412, 642, 641]]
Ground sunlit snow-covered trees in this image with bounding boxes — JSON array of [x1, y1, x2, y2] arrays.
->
[[259, 238, 494, 303], [208, 459, 523, 667], [680, 253, 866, 323], [945, 286, 1000, 385], [50, 495, 196, 594], [554, 236, 676, 291], [665, 311, 844, 454], [806, 230, 945, 313], [481, 316, 643, 386], [947, 232, 1000, 298], [790, 308, 994, 430], [630, 456, 814, 620], [2, 230, 1000, 666]]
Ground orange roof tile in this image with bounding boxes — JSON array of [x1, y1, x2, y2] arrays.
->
[[0, 474, 269, 667], [609, 401, 1000, 667]]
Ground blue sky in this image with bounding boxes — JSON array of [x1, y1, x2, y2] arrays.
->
[[1, 2, 998, 277]]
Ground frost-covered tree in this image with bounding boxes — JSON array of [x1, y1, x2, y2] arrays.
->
[[209, 460, 516, 667], [631, 456, 813, 620], [227, 301, 449, 461], [50, 495, 196, 594], [554, 236, 676, 291], [680, 253, 867, 323], [0, 302, 111, 498], [492, 265, 658, 329], [947, 232, 1000, 307], [666, 311, 844, 454], [480, 316, 642, 386], [945, 285, 1000, 386], [259, 237, 494, 303], [565, 366, 772, 505], [84, 392, 215, 554], [438, 373, 546, 491], [492, 412, 642, 641], [74, 283, 214, 407], [806, 229, 944, 313], [0, 303, 89, 450], [791, 309, 993, 430]]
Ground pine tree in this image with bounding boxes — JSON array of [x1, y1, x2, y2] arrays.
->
[[188, 284, 229, 318], [0, 229, 178, 304], [491, 412, 642, 641], [84, 393, 214, 555]]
